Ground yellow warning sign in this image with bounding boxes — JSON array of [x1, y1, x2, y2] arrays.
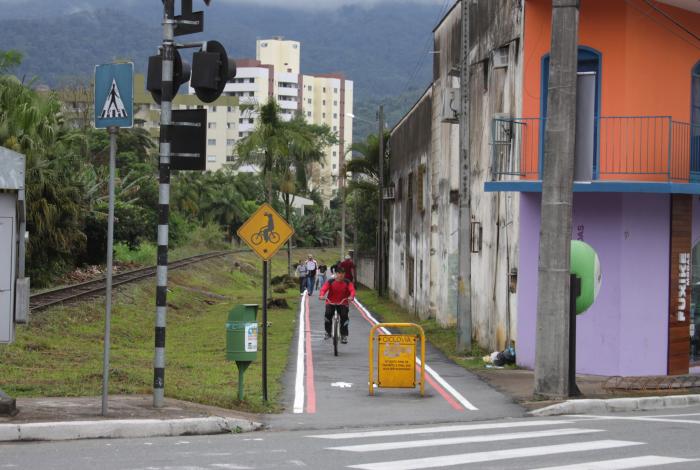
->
[[377, 334, 417, 388], [237, 203, 294, 261]]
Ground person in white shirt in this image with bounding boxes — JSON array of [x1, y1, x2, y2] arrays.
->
[[305, 254, 318, 294], [295, 259, 308, 293]]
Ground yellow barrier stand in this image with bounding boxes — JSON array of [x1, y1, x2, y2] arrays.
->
[[368, 323, 425, 397]]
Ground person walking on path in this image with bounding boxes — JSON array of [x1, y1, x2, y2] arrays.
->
[[316, 262, 328, 290], [295, 259, 308, 293], [339, 254, 356, 283], [305, 254, 318, 295], [318, 267, 356, 344]]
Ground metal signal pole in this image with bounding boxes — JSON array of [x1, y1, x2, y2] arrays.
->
[[377, 105, 385, 296], [153, 0, 176, 409]]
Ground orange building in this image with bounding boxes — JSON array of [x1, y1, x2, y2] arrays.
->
[[487, 0, 700, 376]]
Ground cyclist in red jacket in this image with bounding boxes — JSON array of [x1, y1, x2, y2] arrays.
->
[[318, 267, 356, 343]]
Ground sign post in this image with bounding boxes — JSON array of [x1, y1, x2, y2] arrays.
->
[[237, 203, 294, 401], [94, 62, 134, 416]]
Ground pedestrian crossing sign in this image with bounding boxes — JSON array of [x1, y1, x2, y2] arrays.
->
[[237, 203, 294, 261], [94, 62, 133, 129]]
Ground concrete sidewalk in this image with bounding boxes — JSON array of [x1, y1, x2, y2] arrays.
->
[[0, 395, 261, 442], [472, 366, 700, 414]]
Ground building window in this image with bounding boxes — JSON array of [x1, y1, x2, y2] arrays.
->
[[334, 100, 338, 106], [212, 106, 217, 112], [333, 164, 337, 170], [208, 139, 216, 145], [323, 113, 326, 119], [307, 85, 312, 91], [261, 42, 268, 47], [323, 100, 326, 105], [207, 155, 216, 162], [334, 88, 338, 94], [333, 113, 338, 119], [417, 164, 425, 213], [226, 155, 236, 162], [227, 123, 234, 129], [396, 177, 403, 200], [248, 92, 254, 97], [692, 61, 700, 174], [239, 132, 244, 137], [239, 118, 244, 124], [227, 106, 233, 112], [197, 105, 204, 109], [307, 111, 312, 117], [249, 118, 254, 123], [307, 98, 312, 104], [227, 139, 235, 146], [323, 87, 326, 93], [208, 122, 216, 129], [332, 151, 337, 157]]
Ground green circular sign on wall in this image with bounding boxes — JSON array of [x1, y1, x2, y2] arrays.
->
[[570, 240, 601, 315]]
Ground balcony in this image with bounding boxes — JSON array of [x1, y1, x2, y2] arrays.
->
[[487, 116, 700, 194]]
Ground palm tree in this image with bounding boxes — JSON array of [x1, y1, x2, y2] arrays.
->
[[236, 100, 337, 274]]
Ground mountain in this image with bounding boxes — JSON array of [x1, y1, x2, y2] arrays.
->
[[0, 0, 452, 138]]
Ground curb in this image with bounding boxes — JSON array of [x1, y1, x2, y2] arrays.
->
[[528, 394, 700, 417], [0, 416, 262, 442]]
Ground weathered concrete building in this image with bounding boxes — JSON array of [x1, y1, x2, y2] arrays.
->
[[387, 0, 522, 351]]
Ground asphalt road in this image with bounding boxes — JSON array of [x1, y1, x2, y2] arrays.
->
[[265, 293, 523, 430], [3, 408, 700, 469]]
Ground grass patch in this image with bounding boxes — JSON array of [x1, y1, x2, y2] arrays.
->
[[356, 288, 512, 371], [0, 247, 338, 413]]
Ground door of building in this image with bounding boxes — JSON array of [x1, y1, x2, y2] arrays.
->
[[691, 239, 700, 366]]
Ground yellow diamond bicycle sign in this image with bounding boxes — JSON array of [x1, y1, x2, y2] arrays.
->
[[237, 203, 294, 261]]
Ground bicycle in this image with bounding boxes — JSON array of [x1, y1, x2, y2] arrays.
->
[[325, 299, 349, 357], [251, 228, 280, 245]]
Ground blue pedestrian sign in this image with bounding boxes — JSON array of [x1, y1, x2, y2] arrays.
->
[[94, 63, 134, 129]]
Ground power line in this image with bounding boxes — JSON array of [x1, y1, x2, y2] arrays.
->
[[625, 0, 700, 51], [644, 0, 700, 43]]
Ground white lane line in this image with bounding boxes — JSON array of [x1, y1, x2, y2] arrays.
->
[[532, 455, 697, 470], [307, 419, 574, 439], [353, 299, 478, 411], [347, 440, 644, 470], [327, 428, 603, 452], [293, 292, 306, 414]]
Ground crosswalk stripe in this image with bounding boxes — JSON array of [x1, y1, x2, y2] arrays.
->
[[308, 419, 573, 439], [532, 455, 697, 469], [327, 427, 603, 453], [346, 440, 644, 470]]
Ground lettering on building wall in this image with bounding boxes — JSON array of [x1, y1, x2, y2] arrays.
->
[[678, 252, 690, 322]]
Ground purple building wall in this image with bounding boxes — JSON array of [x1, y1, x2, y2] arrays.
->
[[517, 192, 670, 376]]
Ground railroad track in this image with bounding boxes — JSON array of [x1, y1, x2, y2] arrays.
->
[[30, 251, 238, 312]]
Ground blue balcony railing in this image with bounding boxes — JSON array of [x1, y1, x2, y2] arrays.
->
[[490, 116, 700, 184]]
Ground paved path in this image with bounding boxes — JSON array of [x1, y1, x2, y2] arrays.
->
[[265, 292, 523, 430]]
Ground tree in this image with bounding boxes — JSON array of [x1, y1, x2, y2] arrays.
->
[[345, 131, 389, 253], [0, 50, 22, 75], [236, 99, 337, 273]]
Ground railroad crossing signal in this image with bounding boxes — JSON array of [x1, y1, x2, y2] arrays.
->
[[237, 203, 294, 261]]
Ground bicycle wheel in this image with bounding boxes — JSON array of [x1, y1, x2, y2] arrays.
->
[[251, 232, 263, 246], [332, 315, 339, 356], [268, 232, 280, 243]]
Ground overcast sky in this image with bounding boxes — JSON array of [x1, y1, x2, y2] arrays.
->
[[220, 0, 446, 8]]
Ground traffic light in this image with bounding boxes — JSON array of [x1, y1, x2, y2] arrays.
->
[[190, 40, 236, 103], [146, 49, 191, 104]]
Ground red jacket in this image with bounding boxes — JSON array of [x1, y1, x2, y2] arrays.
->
[[339, 259, 355, 281], [319, 279, 356, 305]]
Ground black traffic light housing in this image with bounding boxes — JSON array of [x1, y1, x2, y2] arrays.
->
[[147, 49, 191, 104], [190, 40, 236, 103]]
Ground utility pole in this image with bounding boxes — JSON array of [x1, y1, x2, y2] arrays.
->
[[534, 0, 580, 399], [377, 105, 385, 296], [456, 0, 472, 353], [340, 163, 346, 260], [153, 0, 175, 409]]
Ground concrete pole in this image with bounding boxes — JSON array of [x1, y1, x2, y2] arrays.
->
[[153, 0, 175, 409], [341, 168, 346, 260], [377, 107, 384, 295], [534, 0, 580, 399], [456, 0, 472, 353]]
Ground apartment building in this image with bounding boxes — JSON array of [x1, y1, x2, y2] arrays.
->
[[224, 38, 354, 201]]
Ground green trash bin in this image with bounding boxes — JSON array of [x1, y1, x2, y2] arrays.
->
[[225, 304, 258, 400]]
